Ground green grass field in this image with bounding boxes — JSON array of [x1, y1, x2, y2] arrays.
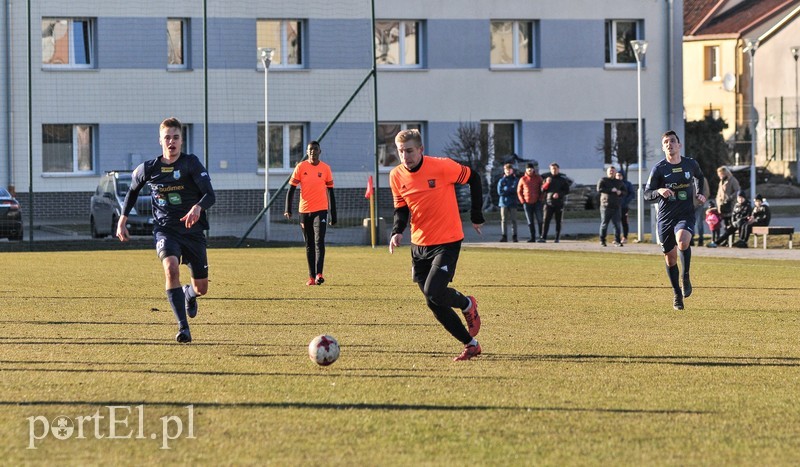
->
[[1, 246, 800, 465]]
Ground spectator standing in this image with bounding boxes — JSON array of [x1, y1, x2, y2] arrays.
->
[[714, 166, 740, 247], [615, 170, 635, 244], [517, 162, 543, 242], [497, 163, 519, 242], [597, 166, 627, 247], [538, 162, 570, 243]]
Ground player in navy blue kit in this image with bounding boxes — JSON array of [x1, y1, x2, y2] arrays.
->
[[117, 117, 216, 343], [644, 131, 706, 310]]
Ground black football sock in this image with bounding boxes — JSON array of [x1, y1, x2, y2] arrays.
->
[[666, 264, 681, 295], [681, 247, 692, 277], [166, 287, 188, 328]]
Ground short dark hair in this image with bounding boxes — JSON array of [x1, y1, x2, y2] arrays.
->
[[160, 117, 182, 132], [661, 130, 680, 143], [308, 140, 320, 148], [550, 162, 559, 168], [526, 163, 535, 169]]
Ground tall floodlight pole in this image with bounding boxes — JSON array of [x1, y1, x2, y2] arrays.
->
[[792, 46, 799, 180], [744, 39, 758, 200], [259, 48, 275, 241], [631, 40, 648, 243]]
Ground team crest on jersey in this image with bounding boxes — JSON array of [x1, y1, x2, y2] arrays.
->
[[173, 170, 181, 180], [428, 179, 436, 188], [685, 172, 691, 180], [318, 172, 322, 177]]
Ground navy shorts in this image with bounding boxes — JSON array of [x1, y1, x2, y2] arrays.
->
[[411, 241, 461, 284], [154, 230, 209, 279], [657, 217, 695, 253]]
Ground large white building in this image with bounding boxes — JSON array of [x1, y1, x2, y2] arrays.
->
[[0, 0, 683, 218]]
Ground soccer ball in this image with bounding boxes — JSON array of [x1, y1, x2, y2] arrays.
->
[[308, 334, 340, 366]]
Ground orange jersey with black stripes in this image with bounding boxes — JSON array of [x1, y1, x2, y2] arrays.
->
[[390, 156, 471, 246], [289, 160, 334, 213]]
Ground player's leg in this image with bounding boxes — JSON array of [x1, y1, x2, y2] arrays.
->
[[299, 213, 316, 285], [182, 232, 209, 319], [658, 223, 683, 310], [675, 220, 694, 298], [412, 245, 481, 360], [156, 232, 191, 342], [314, 211, 328, 284]]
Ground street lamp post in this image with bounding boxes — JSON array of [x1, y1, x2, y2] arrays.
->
[[792, 46, 799, 180], [744, 39, 758, 200], [259, 47, 275, 241], [631, 40, 648, 243]]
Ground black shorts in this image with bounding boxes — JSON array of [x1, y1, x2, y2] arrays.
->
[[154, 230, 209, 279], [411, 241, 461, 284], [657, 217, 695, 253]]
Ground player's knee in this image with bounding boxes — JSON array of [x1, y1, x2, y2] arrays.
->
[[194, 281, 208, 296], [162, 260, 180, 281]]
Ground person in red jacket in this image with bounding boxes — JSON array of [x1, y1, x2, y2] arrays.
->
[[516, 162, 543, 242]]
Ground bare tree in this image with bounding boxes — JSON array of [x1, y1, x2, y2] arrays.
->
[[443, 122, 495, 210]]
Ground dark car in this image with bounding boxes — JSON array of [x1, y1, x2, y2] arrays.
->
[[0, 187, 23, 241], [89, 171, 153, 238]]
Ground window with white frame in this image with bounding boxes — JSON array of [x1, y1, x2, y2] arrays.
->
[[41, 18, 94, 68], [481, 122, 517, 163], [603, 120, 639, 165], [490, 20, 537, 67], [168, 18, 189, 69], [256, 20, 303, 68], [378, 122, 423, 168], [258, 123, 305, 170], [42, 124, 95, 173], [605, 20, 642, 66], [704, 46, 720, 81], [375, 21, 421, 67]]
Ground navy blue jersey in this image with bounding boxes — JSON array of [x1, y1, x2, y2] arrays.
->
[[123, 153, 215, 234], [644, 157, 704, 224]]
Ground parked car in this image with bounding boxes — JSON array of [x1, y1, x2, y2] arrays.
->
[[0, 187, 23, 241], [89, 171, 153, 238]]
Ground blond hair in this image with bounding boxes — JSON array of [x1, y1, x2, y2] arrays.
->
[[395, 129, 422, 146]]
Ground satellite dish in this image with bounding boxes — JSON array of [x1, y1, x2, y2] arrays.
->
[[722, 72, 736, 92]]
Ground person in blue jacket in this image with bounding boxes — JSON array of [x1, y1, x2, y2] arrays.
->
[[497, 163, 519, 242]]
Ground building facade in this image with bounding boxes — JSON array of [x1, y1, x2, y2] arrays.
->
[[0, 0, 683, 218], [684, 0, 800, 179]]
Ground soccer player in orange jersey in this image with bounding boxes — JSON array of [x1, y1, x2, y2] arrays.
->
[[284, 141, 337, 286], [388, 129, 485, 361]]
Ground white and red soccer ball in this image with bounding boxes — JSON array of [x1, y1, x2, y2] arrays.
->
[[308, 334, 340, 366]]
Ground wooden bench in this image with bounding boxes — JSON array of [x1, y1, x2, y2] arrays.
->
[[751, 226, 794, 249]]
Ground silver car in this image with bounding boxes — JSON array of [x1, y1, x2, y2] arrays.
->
[[89, 171, 153, 238]]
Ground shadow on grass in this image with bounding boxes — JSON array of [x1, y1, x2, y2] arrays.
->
[[0, 399, 711, 415], [488, 353, 800, 367]]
